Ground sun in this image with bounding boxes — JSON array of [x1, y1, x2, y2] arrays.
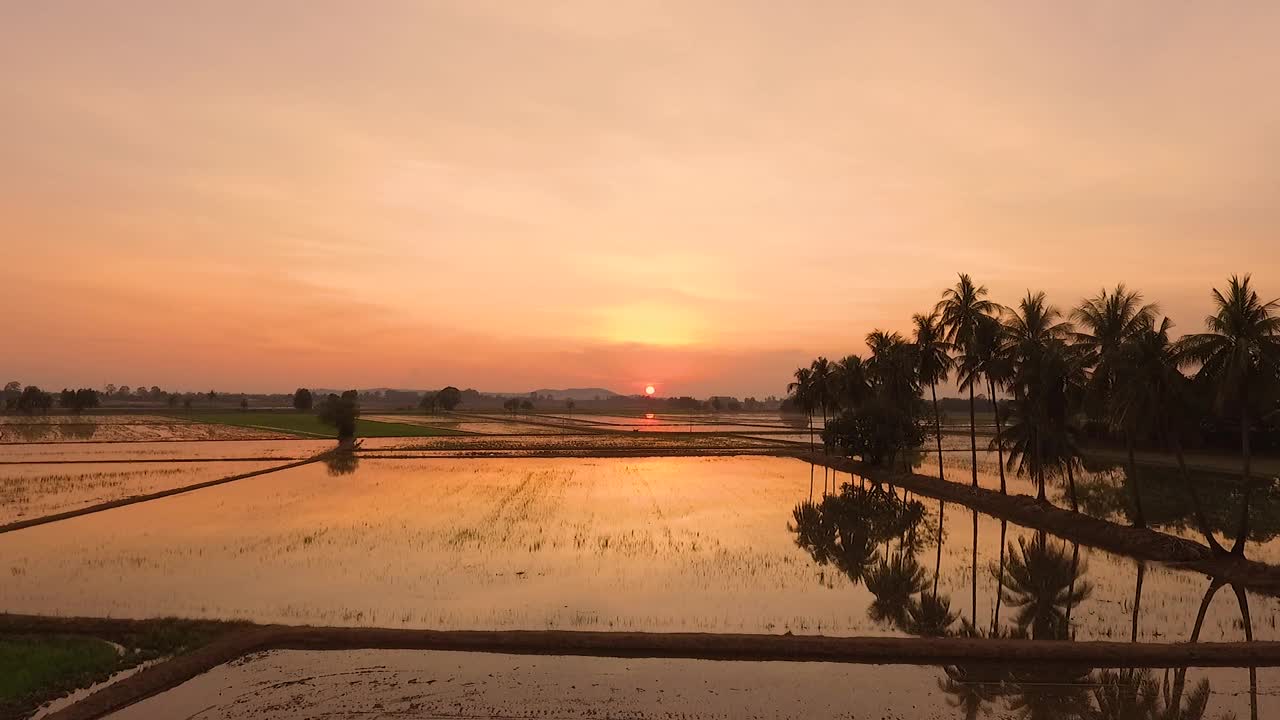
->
[[644, 385, 656, 396]]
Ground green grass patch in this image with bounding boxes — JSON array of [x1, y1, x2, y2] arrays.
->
[[0, 618, 242, 719], [180, 412, 463, 438], [1, 635, 118, 719]]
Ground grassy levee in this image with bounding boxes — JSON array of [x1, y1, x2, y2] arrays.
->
[[0, 617, 241, 720], [176, 412, 465, 438], [11, 614, 1278, 720], [796, 451, 1280, 597]]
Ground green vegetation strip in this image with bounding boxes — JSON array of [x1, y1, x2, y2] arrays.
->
[[178, 412, 465, 438], [0, 635, 117, 720], [0, 619, 237, 720]]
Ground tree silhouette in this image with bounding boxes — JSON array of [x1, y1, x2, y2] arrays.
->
[[317, 390, 360, 445], [999, 531, 1092, 640], [1177, 275, 1280, 555], [936, 273, 1001, 488], [1113, 317, 1225, 551], [437, 386, 463, 411], [293, 388, 313, 411], [913, 311, 953, 485]]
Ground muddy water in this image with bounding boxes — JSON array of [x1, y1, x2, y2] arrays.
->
[[106, 649, 1276, 720], [1, 456, 1275, 641]]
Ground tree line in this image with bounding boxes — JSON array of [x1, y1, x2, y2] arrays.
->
[[788, 273, 1280, 557]]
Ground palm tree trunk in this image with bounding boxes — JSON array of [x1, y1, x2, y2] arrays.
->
[[1066, 542, 1080, 638], [1231, 585, 1258, 720], [1036, 467, 1046, 503], [992, 520, 1006, 635], [933, 499, 945, 599], [1190, 578, 1226, 643], [1130, 561, 1145, 643], [1065, 461, 1078, 512], [821, 404, 828, 455], [987, 379, 1007, 495], [968, 384, 978, 488], [1171, 430, 1226, 554], [930, 383, 946, 483], [971, 508, 978, 626], [1232, 403, 1252, 556], [1125, 433, 1146, 528]]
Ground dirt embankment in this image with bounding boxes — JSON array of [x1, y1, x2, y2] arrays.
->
[[6, 614, 1276, 720], [796, 452, 1280, 596]]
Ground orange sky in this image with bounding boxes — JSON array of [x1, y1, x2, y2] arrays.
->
[[2, 2, 1278, 397]]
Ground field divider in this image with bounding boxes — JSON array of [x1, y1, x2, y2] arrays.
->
[[795, 451, 1280, 597], [0, 452, 333, 535], [21, 616, 1280, 720]]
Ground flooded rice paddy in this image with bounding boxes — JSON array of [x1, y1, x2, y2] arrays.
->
[[0, 416, 289, 443], [2, 456, 1275, 643], [0, 460, 283, 523], [107, 649, 1277, 720]]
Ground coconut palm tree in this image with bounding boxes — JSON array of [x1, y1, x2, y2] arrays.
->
[[959, 315, 1013, 493], [1072, 284, 1160, 405], [936, 274, 1001, 488], [1001, 293, 1077, 503], [913, 311, 953, 484], [865, 550, 929, 630], [1073, 285, 1160, 528], [1090, 668, 1161, 720], [1113, 317, 1226, 551], [999, 531, 1093, 640], [809, 356, 834, 437], [831, 354, 872, 414], [1178, 275, 1280, 556], [788, 366, 816, 452], [907, 591, 959, 637]]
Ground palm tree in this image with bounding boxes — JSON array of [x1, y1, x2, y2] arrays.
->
[[959, 315, 1012, 493], [999, 531, 1092, 640], [936, 274, 1001, 488], [1090, 668, 1161, 720], [1001, 293, 1077, 503], [1113, 317, 1226, 551], [907, 591, 959, 637], [810, 356, 834, 438], [788, 366, 816, 452], [1178, 275, 1280, 556], [865, 550, 928, 630], [831, 354, 872, 414], [913, 311, 953, 485], [1073, 285, 1160, 528], [866, 330, 919, 405]]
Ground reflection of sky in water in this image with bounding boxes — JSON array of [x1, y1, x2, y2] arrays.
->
[[914, 448, 1280, 563], [108, 650, 1278, 720], [1, 456, 1272, 644]]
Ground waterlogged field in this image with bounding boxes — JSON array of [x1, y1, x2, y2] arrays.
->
[[0, 439, 339, 463], [374, 434, 782, 454], [0, 460, 283, 523], [915, 448, 1280, 563], [106, 650, 1276, 720], [362, 415, 572, 435], [0, 418, 289, 443], [1, 456, 1274, 643]]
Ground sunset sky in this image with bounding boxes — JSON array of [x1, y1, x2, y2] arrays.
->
[[3, 2, 1278, 398]]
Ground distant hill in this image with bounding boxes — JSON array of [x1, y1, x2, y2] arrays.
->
[[525, 388, 619, 400]]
